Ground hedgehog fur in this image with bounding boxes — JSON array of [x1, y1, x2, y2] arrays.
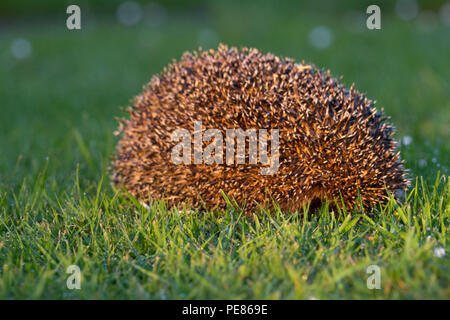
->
[[111, 44, 408, 213]]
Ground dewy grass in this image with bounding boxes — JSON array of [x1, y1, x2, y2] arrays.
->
[[0, 168, 448, 299]]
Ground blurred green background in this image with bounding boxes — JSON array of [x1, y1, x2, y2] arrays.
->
[[0, 0, 449, 190]]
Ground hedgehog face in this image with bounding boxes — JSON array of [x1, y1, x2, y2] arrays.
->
[[111, 44, 408, 214]]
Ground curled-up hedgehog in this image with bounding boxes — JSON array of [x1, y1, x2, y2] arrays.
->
[[111, 44, 408, 213]]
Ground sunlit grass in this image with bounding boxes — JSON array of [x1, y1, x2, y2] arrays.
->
[[0, 168, 448, 299]]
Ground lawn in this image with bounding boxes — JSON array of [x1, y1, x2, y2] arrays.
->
[[0, 1, 449, 299]]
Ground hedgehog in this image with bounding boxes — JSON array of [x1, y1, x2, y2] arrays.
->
[[111, 44, 408, 214]]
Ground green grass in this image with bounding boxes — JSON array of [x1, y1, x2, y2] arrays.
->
[[0, 171, 448, 299], [0, 2, 449, 299]]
